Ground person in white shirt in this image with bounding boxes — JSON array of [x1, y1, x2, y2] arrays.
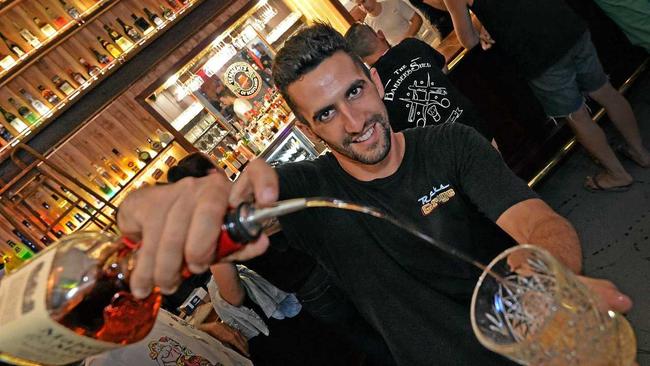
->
[[356, 0, 440, 46]]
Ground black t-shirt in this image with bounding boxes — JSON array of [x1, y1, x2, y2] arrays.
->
[[407, 0, 453, 37], [470, 0, 587, 78], [275, 124, 536, 365], [373, 38, 493, 140]]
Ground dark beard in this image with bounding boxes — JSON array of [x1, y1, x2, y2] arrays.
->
[[326, 113, 392, 164]]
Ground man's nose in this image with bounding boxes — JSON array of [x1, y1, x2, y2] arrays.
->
[[339, 104, 365, 134]]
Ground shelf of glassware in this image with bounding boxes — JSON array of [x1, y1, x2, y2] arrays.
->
[[0, 0, 201, 162]]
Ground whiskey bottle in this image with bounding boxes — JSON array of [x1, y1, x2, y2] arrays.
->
[[68, 68, 87, 85], [33, 17, 57, 38], [6, 239, 34, 261], [86, 172, 113, 196], [59, 0, 82, 22], [101, 156, 128, 180], [103, 24, 133, 52], [117, 17, 143, 42], [166, 0, 180, 9], [0, 105, 29, 132], [92, 163, 121, 188], [143, 8, 164, 28], [19, 89, 50, 115], [97, 36, 122, 58], [0, 31, 26, 57], [0, 124, 15, 143], [13, 22, 41, 49], [78, 57, 101, 77], [111, 148, 139, 172], [135, 148, 152, 163], [89, 47, 112, 66], [37, 85, 61, 105], [8, 97, 38, 124], [160, 5, 175, 21], [131, 13, 153, 35], [147, 137, 162, 152], [44, 6, 68, 29], [52, 75, 75, 96]]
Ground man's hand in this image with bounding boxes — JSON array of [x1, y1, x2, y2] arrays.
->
[[199, 321, 250, 357], [478, 26, 494, 50], [578, 276, 633, 313], [118, 159, 278, 299]]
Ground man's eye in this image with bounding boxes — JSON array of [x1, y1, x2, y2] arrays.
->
[[317, 109, 335, 122], [348, 86, 362, 99]]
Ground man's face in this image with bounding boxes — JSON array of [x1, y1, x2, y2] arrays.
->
[[356, 0, 378, 13], [287, 51, 392, 165]]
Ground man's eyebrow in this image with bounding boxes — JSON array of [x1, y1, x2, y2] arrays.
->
[[311, 79, 366, 121]]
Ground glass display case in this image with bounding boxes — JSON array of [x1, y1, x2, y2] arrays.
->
[[143, 0, 321, 179]]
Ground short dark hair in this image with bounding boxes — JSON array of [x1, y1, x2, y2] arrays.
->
[[272, 23, 370, 124], [167, 152, 216, 183], [344, 23, 380, 59]]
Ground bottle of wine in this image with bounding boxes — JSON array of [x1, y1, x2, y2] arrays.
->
[[51, 75, 75, 96], [33, 17, 57, 38], [8, 98, 38, 124], [89, 47, 112, 66], [78, 57, 101, 77], [59, 0, 82, 22], [44, 6, 68, 29], [160, 5, 175, 21], [101, 156, 128, 180], [0, 216, 261, 365], [117, 17, 143, 42], [37, 85, 61, 105], [103, 24, 133, 52], [143, 8, 164, 28], [0, 105, 29, 132], [13, 22, 41, 49], [131, 13, 153, 35], [19, 89, 50, 115], [0, 52, 16, 71], [112, 148, 139, 172], [96, 36, 122, 58], [68, 68, 87, 85], [135, 148, 152, 163], [0, 32, 26, 57]]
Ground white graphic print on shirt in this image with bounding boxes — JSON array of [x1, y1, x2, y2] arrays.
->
[[383, 57, 463, 128], [417, 182, 456, 216]]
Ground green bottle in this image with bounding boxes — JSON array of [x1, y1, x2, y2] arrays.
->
[[8, 97, 38, 124], [6, 240, 34, 261]]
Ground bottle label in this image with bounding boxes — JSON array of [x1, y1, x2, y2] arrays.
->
[[0, 249, 119, 364]]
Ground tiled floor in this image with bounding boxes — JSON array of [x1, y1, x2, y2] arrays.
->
[[535, 63, 650, 365]]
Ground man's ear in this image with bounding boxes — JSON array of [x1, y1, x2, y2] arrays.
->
[[295, 122, 319, 141], [370, 67, 385, 99]]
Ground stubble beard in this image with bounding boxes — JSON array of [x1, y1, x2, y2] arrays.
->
[[325, 113, 392, 165]]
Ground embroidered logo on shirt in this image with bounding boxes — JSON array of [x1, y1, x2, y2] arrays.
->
[[148, 336, 217, 366], [417, 183, 456, 216]]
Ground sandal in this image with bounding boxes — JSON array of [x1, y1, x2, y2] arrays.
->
[[584, 175, 633, 193]]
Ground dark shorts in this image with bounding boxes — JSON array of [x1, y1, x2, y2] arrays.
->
[[528, 31, 609, 118]]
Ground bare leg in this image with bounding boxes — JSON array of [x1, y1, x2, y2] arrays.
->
[[565, 104, 634, 189], [588, 82, 650, 167]]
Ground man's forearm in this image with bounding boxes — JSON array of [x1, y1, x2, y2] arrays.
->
[[210, 263, 246, 306], [527, 215, 582, 273]]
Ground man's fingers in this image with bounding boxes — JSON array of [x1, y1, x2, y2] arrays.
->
[[229, 159, 278, 206], [578, 276, 633, 313], [221, 235, 270, 262]]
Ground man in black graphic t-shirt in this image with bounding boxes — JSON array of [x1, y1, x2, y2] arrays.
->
[[345, 23, 493, 141], [120, 24, 636, 366]]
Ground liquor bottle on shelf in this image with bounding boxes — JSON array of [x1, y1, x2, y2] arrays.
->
[[180, 0, 190, 5], [12, 229, 40, 253], [156, 128, 173, 146], [144, 8, 165, 28], [131, 13, 154, 35], [160, 5, 175, 21], [112, 148, 139, 173], [217, 146, 241, 169], [101, 156, 128, 180], [13, 22, 41, 49], [89, 47, 112, 66], [65, 220, 77, 231], [0, 105, 29, 132], [97, 36, 122, 58], [59, 0, 82, 22], [52, 75, 76, 96], [33, 17, 57, 38], [0, 124, 15, 143], [147, 137, 162, 152], [8, 98, 38, 125], [86, 172, 113, 196], [6, 240, 35, 261], [217, 158, 239, 180], [0, 52, 15, 71], [135, 148, 152, 163], [1, 250, 22, 274], [68, 68, 87, 85], [0, 32, 26, 58], [78, 57, 101, 77], [38, 85, 61, 105], [92, 163, 121, 188], [103, 24, 133, 52], [228, 144, 249, 165], [19, 89, 50, 115], [117, 17, 143, 42], [44, 6, 68, 29], [73, 212, 86, 223], [166, 0, 179, 10]]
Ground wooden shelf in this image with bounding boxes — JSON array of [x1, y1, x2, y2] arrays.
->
[[0, 0, 21, 17], [0, 0, 203, 162], [0, 0, 120, 88]]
